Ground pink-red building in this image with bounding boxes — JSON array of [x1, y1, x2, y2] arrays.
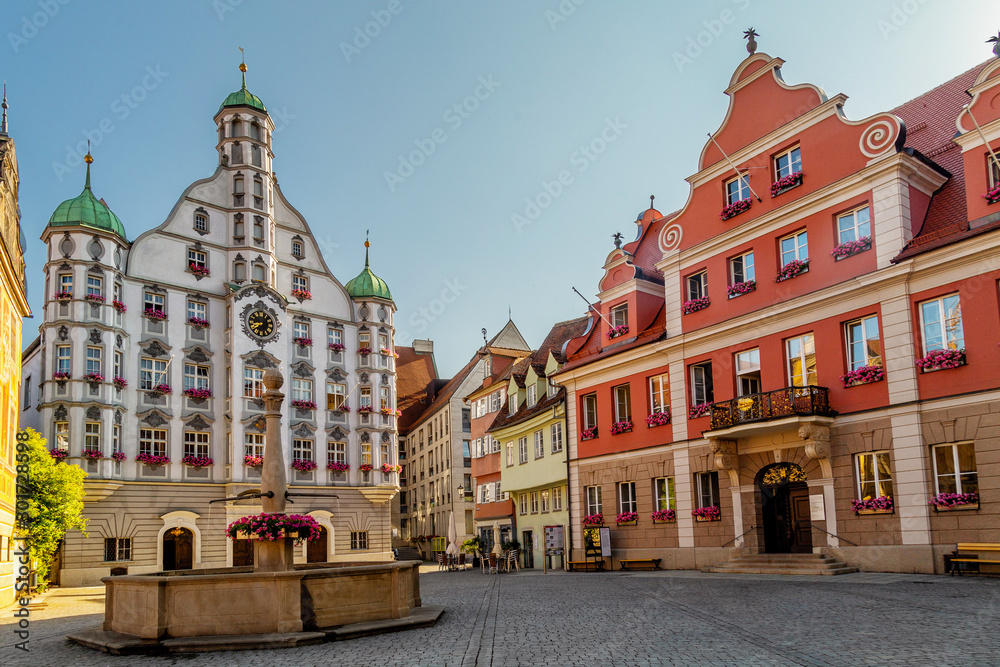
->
[[557, 46, 1000, 574]]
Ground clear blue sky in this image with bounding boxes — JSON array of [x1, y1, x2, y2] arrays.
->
[[6, 0, 997, 377]]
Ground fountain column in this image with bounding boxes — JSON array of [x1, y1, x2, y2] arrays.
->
[[254, 368, 295, 571]]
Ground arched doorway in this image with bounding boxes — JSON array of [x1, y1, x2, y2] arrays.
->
[[162, 527, 194, 570], [757, 463, 812, 554], [307, 526, 329, 563]]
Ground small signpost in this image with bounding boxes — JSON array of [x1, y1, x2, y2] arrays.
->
[[582, 526, 611, 571]]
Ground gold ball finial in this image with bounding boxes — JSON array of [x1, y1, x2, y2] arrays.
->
[[84, 153, 93, 164], [239, 62, 247, 73], [364, 240, 370, 248]]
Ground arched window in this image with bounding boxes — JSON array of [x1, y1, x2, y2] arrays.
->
[[234, 262, 245, 281], [250, 122, 261, 141], [231, 119, 241, 137], [233, 175, 244, 194]]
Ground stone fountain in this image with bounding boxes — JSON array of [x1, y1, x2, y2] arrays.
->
[[70, 369, 440, 654]]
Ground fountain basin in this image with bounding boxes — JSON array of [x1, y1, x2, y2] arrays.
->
[[100, 560, 422, 640]]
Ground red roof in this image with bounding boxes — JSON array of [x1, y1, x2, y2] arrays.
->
[[893, 60, 993, 260], [395, 346, 438, 433]]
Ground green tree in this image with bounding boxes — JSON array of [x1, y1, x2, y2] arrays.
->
[[16, 428, 87, 586]]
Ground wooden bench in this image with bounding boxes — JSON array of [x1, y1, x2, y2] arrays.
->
[[618, 558, 662, 571], [567, 560, 605, 572], [949, 543, 1000, 576]]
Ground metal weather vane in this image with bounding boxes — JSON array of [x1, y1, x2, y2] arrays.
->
[[988, 31, 1000, 58], [743, 27, 759, 54]]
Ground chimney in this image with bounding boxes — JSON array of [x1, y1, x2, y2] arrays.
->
[[412, 339, 434, 355]]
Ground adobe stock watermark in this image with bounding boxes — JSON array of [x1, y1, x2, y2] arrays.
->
[[672, 0, 751, 73], [545, 0, 586, 31], [12, 431, 32, 652], [340, 0, 413, 63], [511, 117, 627, 234], [50, 66, 169, 182], [8, 0, 71, 53], [396, 277, 468, 344], [384, 75, 502, 192], [876, 0, 932, 40]]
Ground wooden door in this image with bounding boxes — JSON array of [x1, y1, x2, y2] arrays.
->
[[307, 527, 328, 563], [175, 530, 193, 569], [788, 485, 813, 553], [522, 531, 533, 568]]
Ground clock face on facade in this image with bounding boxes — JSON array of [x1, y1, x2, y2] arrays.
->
[[247, 310, 275, 338]]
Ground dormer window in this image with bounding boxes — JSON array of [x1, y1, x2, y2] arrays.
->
[[611, 303, 628, 328], [509, 397, 516, 415], [725, 172, 751, 205], [527, 384, 537, 408]]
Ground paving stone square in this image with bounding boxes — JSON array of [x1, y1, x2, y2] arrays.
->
[[3, 569, 999, 666]]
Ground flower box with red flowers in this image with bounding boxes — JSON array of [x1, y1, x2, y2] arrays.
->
[[291, 288, 312, 300], [226, 513, 322, 543], [326, 462, 350, 472], [380, 407, 402, 417], [292, 459, 318, 472], [183, 387, 212, 400], [831, 236, 871, 261], [357, 406, 374, 414], [727, 280, 756, 298], [188, 263, 211, 278], [610, 420, 633, 435], [54, 291, 73, 301], [49, 448, 69, 460], [52, 371, 71, 381], [775, 259, 809, 282], [291, 399, 317, 410], [984, 184, 1000, 205], [720, 198, 752, 221], [929, 492, 979, 511], [357, 347, 373, 355], [337, 403, 351, 413], [770, 171, 803, 197], [113, 376, 127, 390], [359, 464, 374, 472], [84, 293, 106, 304], [379, 347, 399, 358], [244, 454, 264, 467], [688, 402, 711, 419], [82, 449, 103, 460], [916, 348, 966, 372], [682, 297, 710, 315], [144, 308, 168, 320], [616, 511, 638, 525], [136, 453, 171, 467], [580, 426, 597, 441], [328, 343, 346, 352], [83, 372, 105, 384], [692, 505, 721, 521], [582, 513, 604, 526], [111, 451, 127, 463], [651, 509, 676, 523], [293, 337, 313, 347], [181, 455, 214, 468], [112, 300, 127, 313], [646, 410, 671, 428], [380, 463, 402, 474], [148, 383, 172, 396], [851, 495, 893, 514], [840, 364, 884, 388], [187, 316, 210, 328], [606, 325, 629, 339]]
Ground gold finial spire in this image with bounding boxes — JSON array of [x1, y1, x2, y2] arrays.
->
[[364, 230, 370, 267], [84, 141, 93, 189], [238, 46, 247, 89]]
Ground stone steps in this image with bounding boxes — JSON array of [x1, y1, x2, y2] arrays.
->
[[702, 553, 858, 576], [395, 546, 425, 562]]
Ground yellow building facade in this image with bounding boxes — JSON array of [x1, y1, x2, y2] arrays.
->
[[0, 99, 30, 606]]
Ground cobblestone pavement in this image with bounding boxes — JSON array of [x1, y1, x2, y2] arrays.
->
[[3, 569, 999, 666]]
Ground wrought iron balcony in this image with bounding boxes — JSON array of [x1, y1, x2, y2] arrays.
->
[[709, 386, 835, 431]]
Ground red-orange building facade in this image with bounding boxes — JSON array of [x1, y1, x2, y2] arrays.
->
[[556, 50, 1000, 573]]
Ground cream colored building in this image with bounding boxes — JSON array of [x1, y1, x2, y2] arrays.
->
[[20, 66, 400, 586]]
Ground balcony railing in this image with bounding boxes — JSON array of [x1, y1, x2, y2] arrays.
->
[[709, 385, 835, 431]]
